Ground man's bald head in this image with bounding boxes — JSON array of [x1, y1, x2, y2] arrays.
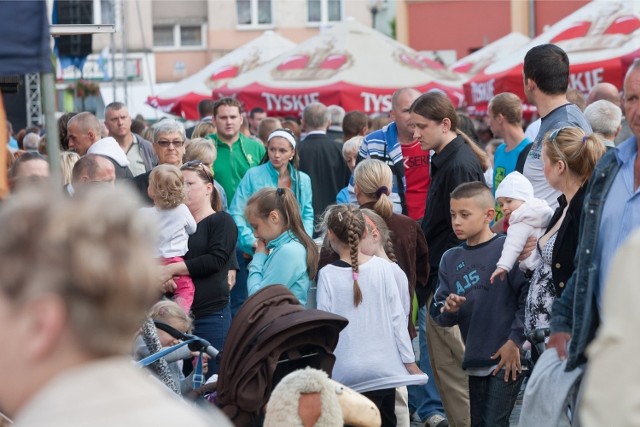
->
[[72, 154, 116, 190], [587, 82, 620, 106], [67, 113, 102, 155]]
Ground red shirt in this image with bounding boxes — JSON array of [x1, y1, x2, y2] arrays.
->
[[401, 140, 430, 220]]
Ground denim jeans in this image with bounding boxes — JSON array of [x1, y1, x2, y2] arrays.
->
[[469, 372, 524, 427], [408, 305, 446, 421], [230, 247, 249, 317], [193, 304, 231, 376]]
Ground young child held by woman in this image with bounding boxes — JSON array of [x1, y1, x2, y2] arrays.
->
[[140, 164, 197, 313], [490, 171, 553, 284], [317, 205, 427, 427], [244, 187, 318, 306], [134, 300, 207, 394]]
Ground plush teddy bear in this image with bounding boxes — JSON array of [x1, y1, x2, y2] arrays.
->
[[264, 367, 381, 427]]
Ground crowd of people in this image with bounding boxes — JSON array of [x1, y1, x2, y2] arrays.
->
[[1, 42, 639, 427]]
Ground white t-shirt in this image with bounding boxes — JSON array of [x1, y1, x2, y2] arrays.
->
[[317, 256, 427, 392], [140, 204, 196, 258]]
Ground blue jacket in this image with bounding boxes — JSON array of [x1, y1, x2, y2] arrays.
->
[[229, 162, 314, 255], [247, 231, 311, 305], [550, 146, 621, 371]]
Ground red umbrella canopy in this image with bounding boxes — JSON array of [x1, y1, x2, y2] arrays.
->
[[450, 32, 531, 76], [147, 31, 295, 119], [464, 1, 640, 107], [214, 19, 466, 114]]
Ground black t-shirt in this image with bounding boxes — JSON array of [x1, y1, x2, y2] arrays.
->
[[184, 211, 237, 317], [421, 136, 485, 284]]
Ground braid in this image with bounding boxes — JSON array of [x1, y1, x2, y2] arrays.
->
[[384, 238, 397, 263], [347, 210, 363, 307]]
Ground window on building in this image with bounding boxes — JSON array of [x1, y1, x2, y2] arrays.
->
[[180, 25, 202, 46], [308, 0, 341, 23], [153, 26, 175, 47], [153, 24, 205, 49], [100, 0, 115, 24], [236, 0, 272, 27], [93, 0, 115, 25]]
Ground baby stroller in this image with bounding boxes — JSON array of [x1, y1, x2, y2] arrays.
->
[[140, 285, 348, 427], [214, 285, 348, 427]]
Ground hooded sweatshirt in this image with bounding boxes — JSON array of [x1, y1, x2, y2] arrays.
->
[[87, 136, 133, 179], [497, 198, 554, 272]]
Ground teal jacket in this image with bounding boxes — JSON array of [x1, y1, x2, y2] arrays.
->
[[229, 162, 314, 255], [247, 231, 311, 305]]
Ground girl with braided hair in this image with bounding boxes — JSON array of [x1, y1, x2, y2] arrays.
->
[[317, 204, 427, 427]]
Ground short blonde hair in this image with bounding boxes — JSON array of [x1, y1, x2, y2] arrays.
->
[[192, 121, 216, 139], [342, 136, 363, 159], [60, 151, 81, 186], [148, 164, 185, 209], [184, 138, 217, 167], [0, 185, 160, 356], [149, 300, 192, 333]]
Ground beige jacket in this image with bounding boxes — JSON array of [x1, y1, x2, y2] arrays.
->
[[13, 357, 231, 427], [581, 228, 640, 427]]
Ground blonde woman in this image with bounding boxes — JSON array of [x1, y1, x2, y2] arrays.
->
[[60, 150, 80, 191]]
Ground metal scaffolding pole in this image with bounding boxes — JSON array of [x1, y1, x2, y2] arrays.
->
[[25, 73, 43, 126]]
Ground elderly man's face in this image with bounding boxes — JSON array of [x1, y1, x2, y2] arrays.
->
[[67, 122, 95, 156], [623, 69, 640, 138]]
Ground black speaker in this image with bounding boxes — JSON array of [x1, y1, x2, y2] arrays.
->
[[56, 0, 93, 57]]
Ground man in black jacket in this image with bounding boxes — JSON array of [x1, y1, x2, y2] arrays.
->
[[297, 102, 350, 234]]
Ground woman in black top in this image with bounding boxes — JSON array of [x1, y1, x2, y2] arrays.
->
[[161, 161, 237, 374]]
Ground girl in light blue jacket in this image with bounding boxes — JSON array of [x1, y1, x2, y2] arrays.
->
[[229, 129, 314, 257], [244, 187, 319, 305]]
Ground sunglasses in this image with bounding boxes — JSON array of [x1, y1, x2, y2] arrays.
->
[[156, 139, 185, 148], [182, 160, 214, 183]]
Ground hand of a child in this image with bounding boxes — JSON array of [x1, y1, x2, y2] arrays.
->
[[404, 362, 424, 375], [228, 269, 237, 290], [491, 339, 522, 382], [255, 239, 267, 254], [518, 236, 538, 262], [191, 352, 210, 374], [490, 267, 507, 284], [441, 293, 466, 314]]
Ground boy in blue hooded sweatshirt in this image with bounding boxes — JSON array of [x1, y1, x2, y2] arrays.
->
[[431, 181, 528, 427]]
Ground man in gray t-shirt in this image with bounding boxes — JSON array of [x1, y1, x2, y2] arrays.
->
[[522, 44, 592, 208]]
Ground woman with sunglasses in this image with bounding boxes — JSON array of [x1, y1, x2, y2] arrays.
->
[[229, 128, 313, 263], [525, 127, 604, 362], [131, 119, 187, 205], [160, 158, 237, 375]]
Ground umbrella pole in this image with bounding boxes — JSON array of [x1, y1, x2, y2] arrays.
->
[[41, 71, 62, 192]]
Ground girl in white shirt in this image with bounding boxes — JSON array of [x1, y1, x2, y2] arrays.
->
[[141, 164, 197, 313], [317, 204, 426, 427]]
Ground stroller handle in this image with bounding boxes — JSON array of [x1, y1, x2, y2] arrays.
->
[[154, 321, 221, 361]]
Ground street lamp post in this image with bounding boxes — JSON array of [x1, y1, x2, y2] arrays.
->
[[367, 0, 385, 29]]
